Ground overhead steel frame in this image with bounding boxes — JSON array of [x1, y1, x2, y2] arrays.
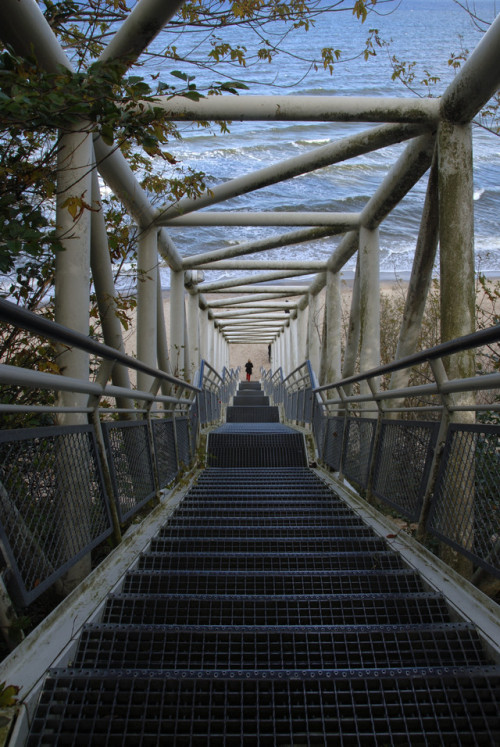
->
[[1, 1, 500, 387]]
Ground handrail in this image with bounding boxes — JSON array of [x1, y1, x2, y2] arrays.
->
[[314, 323, 500, 394], [0, 298, 201, 393]]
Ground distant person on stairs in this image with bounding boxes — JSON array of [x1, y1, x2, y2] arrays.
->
[[245, 359, 253, 381]]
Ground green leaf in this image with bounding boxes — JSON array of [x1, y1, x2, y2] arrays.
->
[[0, 682, 19, 707]]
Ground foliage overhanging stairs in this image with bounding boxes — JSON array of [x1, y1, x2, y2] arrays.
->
[[27, 380, 500, 745]]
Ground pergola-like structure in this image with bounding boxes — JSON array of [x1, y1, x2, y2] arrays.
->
[[1, 0, 500, 403]]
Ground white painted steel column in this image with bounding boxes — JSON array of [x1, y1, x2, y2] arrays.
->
[[137, 227, 158, 391], [343, 255, 361, 381], [90, 170, 133, 401], [389, 154, 439, 394], [170, 270, 185, 378], [283, 325, 291, 376], [320, 270, 342, 386], [279, 328, 286, 375], [54, 125, 93, 420], [290, 318, 299, 369], [297, 308, 308, 364], [438, 121, 475, 384], [306, 292, 321, 377], [207, 321, 215, 368], [156, 267, 172, 376], [358, 227, 380, 412], [199, 307, 209, 363], [437, 121, 476, 577]]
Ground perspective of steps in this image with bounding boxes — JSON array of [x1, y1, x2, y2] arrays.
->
[[226, 380, 280, 423], [27, 380, 499, 744]]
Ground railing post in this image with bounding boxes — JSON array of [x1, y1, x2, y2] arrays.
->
[[337, 385, 351, 481], [416, 358, 453, 540], [87, 361, 123, 544], [365, 377, 385, 505], [145, 377, 163, 503]]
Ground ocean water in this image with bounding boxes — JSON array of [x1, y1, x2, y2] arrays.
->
[[147, 0, 500, 289]]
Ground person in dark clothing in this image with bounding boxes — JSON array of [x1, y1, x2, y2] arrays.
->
[[245, 359, 253, 381]]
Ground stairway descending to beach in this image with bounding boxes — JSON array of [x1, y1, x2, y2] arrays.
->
[[27, 381, 500, 744]]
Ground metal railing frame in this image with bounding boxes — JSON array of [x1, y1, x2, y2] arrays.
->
[[0, 300, 240, 607], [263, 325, 500, 580]]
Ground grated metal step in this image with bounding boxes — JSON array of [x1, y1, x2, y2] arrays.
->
[[226, 405, 280, 422], [120, 570, 424, 596], [207, 433, 307, 468], [102, 592, 453, 626], [26, 424, 499, 744], [158, 525, 376, 539], [28, 670, 500, 746], [238, 381, 262, 390], [232, 395, 270, 406], [148, 536, 389, 554], [74, 622, 490, 671], [167, 515, 367, 527], [138, 551, 406, 573]]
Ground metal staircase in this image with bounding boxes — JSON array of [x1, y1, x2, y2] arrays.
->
[[26, 382, 500, 745]]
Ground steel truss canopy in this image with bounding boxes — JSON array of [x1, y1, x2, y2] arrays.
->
[[1, 0, 499, 378]]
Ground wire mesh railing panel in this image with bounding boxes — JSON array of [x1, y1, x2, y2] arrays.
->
[[342, 417, 377, 489], [304, 387, 313, 423], [312, 400, 327, 460], [323, 417, 345, 472], [175, 417, 191, 468], [151, 419, 178, 488], [296, 388, 305, 422], [0, 425, 112, 605], [197, 390, 207, 424], [427, 423, 500, 578], [102, 421, 155, 523], [373, 420, 440, 521], [189, 403, 198, 457]]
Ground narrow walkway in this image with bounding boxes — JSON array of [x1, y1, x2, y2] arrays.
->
[[27, 382, 499, 744]]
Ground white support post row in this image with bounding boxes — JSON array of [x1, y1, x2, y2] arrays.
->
[[170, 270, 185, 378]]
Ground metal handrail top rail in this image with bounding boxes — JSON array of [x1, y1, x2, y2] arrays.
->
[[314, 323, 500, 393], [0, 298, 201, 393]]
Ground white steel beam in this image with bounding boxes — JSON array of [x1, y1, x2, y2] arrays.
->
[[208, 295, 299, 308], [206, 286, 306, 295], [360, 133, 435, 230], [182, 226, 344, 269], [156, 124, 423, 222], [93, 138, 183, 271], [164, 212, 360, 227], [136, 227, 158, 391], [0, 0, 71, 72], [440, 13, 500, 124], [98, 0, 185, 68], [198, 270, 313, 293], [150, 95, 439, 124], [198, 260, 326, 271], [214, 312, 291, 320]]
